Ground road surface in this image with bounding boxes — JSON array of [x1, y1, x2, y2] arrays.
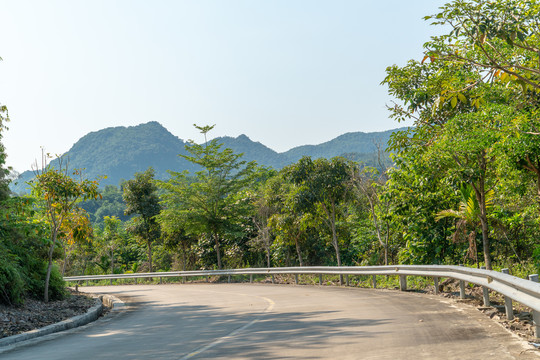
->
[[2, 283, 537, 359]]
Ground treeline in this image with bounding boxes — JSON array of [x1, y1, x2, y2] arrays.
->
[[2, 0, 540, 306]]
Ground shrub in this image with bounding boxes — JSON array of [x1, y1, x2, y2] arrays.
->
[[0, 252, 25, 306]]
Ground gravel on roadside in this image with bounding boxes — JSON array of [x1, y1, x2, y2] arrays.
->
[[0, 291, 96, 339]]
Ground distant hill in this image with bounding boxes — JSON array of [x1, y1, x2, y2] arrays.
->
[[10, 121, 405, 194]]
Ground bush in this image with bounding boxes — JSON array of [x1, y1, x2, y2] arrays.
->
[[24, 261, 68, 301], [0, 252, 25, 306]]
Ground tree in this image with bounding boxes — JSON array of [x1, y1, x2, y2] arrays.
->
[[250, 171, 279, 268], [0, 96, 10, 201], [31, 153, 101, 302], [428, 105, 512, 269], [422, 0, 540, 217], [425, 0, 540, 93], [287, 157, 352, 282], [123, 167, 161, 273], [350, 165, 391, 265], [59, 207, 93, 276], [268, 180, 314, 267], [436, 184, 494, 266], [100, 216, 124, 275], [157, 125, 257, 270]]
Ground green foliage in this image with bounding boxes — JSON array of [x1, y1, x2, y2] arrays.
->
[[0, 101, 10, 201], [10, 1, 540, 281], [123, 168, 161, 272], [285, 156, 353, 268], [31, 154, 101, 302], [80, 185, 130, 224], [157, 125, 258, 269], [0, 196, 68, 305], [0, 250, 25, 306]]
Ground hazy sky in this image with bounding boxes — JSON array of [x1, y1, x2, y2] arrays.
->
[[0, 0, 447, 173]]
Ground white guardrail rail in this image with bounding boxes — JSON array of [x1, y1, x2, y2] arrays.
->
[[64, 265, 540, 337]]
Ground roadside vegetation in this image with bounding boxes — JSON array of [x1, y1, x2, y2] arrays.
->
[[1, 0, 540, 307]]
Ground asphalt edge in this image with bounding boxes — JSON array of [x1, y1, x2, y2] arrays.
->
[[0, 293, 124, 350]]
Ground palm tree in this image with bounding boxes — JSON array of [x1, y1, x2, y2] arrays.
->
[[435, 184, 494, 267]]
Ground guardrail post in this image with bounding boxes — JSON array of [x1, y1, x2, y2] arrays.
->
[[501, 269, 514, 320], [135, 278, 137, 285], [345, 275, 349, 286], [459, 264, 466, 299], [399, 275, 407, 291], [86, 280, 88, 287], [319, 274, 323, 286], [480, 266, 490, 306], [228, 275, 231, 283], [110, 278, 112, 286], [250, 274, 253, 283], [295, 274, 299, 285], [206, 275, 209, 283], [529, 274, 539, 338], [433, 277, 439, 295], [271, 275, 275, 284], [372, 275, 377, 289], [159, 277, 162, 284]]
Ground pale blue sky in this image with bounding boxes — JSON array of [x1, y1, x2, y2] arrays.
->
[[0, 0, 447, 172]]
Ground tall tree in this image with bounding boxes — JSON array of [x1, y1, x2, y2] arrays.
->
[[350, 165, 391, 265], [250, 169, 279, 268], [287, 157, 352, 281], [99, 216, 124, 275], [436, 184, 495, 266], [156, 125, 257, 269], [425, 0, 540, 93], [424, 0, 540, 214], [429, 105, 511, 269], [123, 167, 161, 272], [268, 179, 314, 267], [0, 92, 10, 201], [31, 154, 100, 302]]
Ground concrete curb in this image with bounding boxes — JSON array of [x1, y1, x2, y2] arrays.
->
[[0, 293, 123, 348]]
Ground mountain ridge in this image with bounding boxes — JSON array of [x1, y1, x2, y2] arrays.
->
[[11, 121, 405, 193]]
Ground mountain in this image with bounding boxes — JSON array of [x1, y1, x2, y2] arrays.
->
[[10, 122, 405, 194], [282, 130, 397, 164]]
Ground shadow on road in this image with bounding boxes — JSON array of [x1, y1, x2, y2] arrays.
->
[[81, 296, 390, 359]]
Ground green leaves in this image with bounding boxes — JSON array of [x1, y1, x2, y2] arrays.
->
[[157, 125, 258, 269]]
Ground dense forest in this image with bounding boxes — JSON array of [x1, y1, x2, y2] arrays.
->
[[1, 0, 540, 306]]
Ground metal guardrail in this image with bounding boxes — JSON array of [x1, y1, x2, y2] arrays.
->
[[65, 265, 540, 337]]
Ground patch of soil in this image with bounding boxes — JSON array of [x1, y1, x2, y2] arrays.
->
[[0, 290, 97, 339]]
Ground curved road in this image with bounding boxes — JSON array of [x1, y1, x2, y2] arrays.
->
[[3, 284, 538, 359]]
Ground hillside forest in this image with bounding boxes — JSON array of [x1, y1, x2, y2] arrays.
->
[[1, 0, 540, 305]]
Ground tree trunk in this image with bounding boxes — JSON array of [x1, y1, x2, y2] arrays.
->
[[384, 224, 389, 266], [214, 234, 222, 269], [294, 237, 304, 267], [181, 243, 187, 271], [474, 152, 492, 270], [62, 246, 67, 277], [44, 234, 57, 303], [266, 246, 271, 268], [479, 214, 491, 270], [111, 248, 114, 275], [328, 202, 343, 285], [82, 257, 87, 276], [537, 172, 540, 213], [522, 155, 540, 214], [148, 240, 153, 273], [265, 230, 271, 268]]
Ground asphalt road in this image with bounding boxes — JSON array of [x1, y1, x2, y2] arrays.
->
[[2, 283, 538, 359]]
